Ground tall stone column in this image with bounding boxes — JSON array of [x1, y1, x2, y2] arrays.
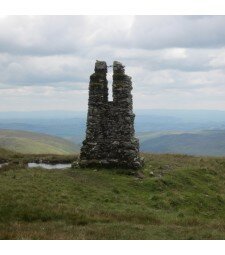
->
[[111, 61, 142, 169], [79, 60, 143, 169], [80, 61, 108, 161]]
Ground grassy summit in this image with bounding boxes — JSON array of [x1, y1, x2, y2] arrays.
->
[[1, 152, 225, 239]]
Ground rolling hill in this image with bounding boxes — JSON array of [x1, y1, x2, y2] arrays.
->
[[140, 130, 225, 156], [0, 129, 79, 154]]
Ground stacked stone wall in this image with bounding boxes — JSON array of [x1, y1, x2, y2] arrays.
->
[[80, 60, 143, 169]]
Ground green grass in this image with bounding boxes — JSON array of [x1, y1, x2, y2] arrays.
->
[[0, 147, 20, 163], [0, 129, 79, 154], [1, 152, 225, 239]]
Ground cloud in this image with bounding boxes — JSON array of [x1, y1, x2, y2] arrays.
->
[[0, 16, 90, 55], [0, 53, 92, 86], [130, 16, 225, 49], [0, 15, 225, 111], [208, 48, 225, 68], [1, 16, 225, 56]]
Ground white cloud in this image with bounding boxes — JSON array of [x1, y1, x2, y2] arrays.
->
[[0, 15, 225, 111], [130, 16, 225, 49], [208, 49, 225, 68], [162, 48, 187, 60]]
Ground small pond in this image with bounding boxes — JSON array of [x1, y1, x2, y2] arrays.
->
[[28, 163, 72, 170], [0, 163, 8, 168]]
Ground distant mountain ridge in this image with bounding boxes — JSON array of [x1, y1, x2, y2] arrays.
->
[[2, 110, 225, 156], [141, 130, 225, 156], [1, 109, 225, 144]]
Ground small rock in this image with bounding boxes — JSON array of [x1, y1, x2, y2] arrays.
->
[[136, 171, 144, 179], [71, 161, 79, 168]]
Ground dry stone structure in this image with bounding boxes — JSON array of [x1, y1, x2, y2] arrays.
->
[[79, 60, 143, 169]]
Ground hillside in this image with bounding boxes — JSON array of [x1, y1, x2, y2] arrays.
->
[[0, 129, 79, 154], [138, 130, 187, 143], [0, 148, 17, 163], [1, 153, 225, 239], [140, 130, 225, 156]]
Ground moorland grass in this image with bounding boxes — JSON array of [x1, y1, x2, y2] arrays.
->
[[1, 152, 225, 239]]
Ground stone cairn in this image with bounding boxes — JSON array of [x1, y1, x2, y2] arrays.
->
[[79, 60, 143, 169]]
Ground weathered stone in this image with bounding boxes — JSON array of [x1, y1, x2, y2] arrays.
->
[[71, 161, 79, 168], [79, 60, 143, 170], [100, 159, 109, 165]]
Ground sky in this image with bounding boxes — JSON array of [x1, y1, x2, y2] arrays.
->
[[0, 15, 225, 111]]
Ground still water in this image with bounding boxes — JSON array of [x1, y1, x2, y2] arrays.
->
[[0, 163, 8, 168], [28, 163, 71, 169]]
